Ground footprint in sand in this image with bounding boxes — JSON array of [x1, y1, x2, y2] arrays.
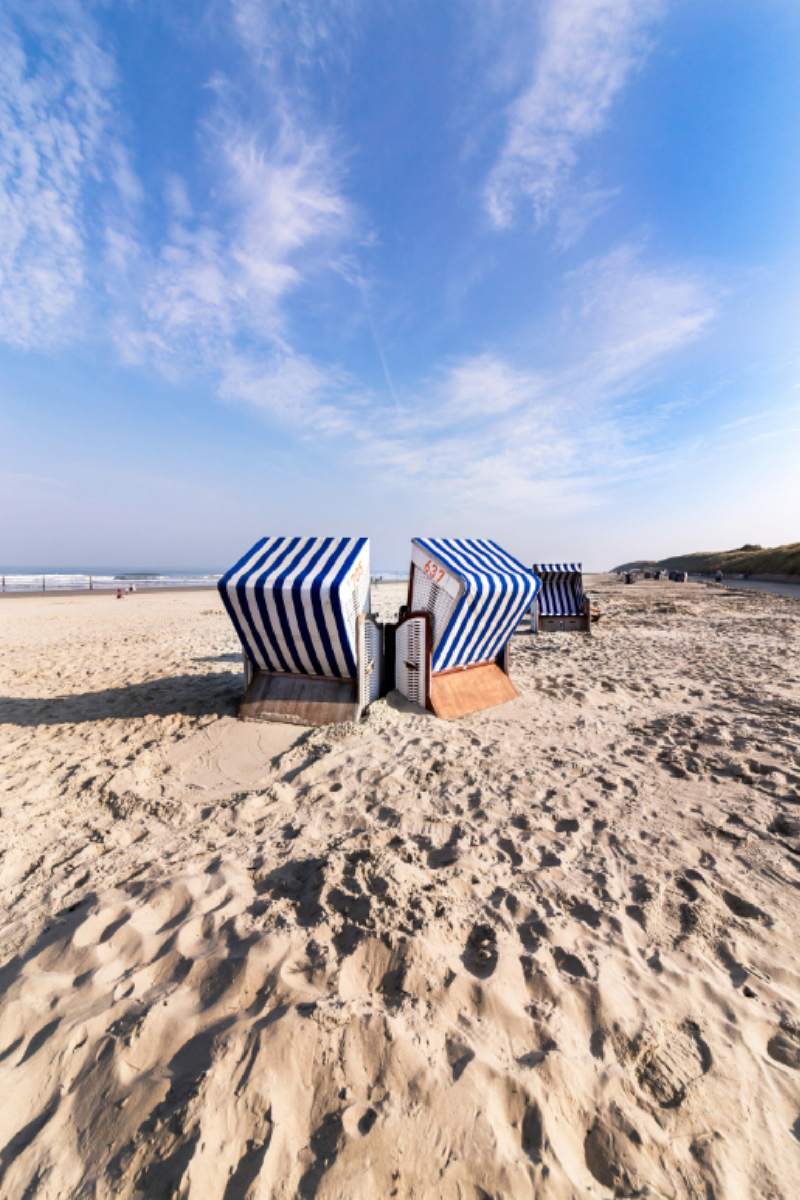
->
[[445, 1037, 475, 1081], [517, 919, 548, 951], [767, 1025, 800, 1070], [771, 813, 800, 837], [497, 836, 523, 866], [357, 1107, 378, 1135], [583, 1109, 652, 1194], [721, 889, 772, 926], [590, 1030, 606, 1060], [463, 923, 498, 978], [520, 1103, 544, 1163], [676, 876, 700, 902], [568, 900, 602, 929], [636, 1021, 711, 1108], [296, 1110, 345, 1199], [552, 947, 588, 979]]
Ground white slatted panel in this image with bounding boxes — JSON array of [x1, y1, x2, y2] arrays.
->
[[411, 570, 458, 647], [358, 615, 383, 712], [395, 617, 427, 708]]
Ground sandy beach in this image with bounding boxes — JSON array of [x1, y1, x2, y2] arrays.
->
[[1, 578, 800, 1198]]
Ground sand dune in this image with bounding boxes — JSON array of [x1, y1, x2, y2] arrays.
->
[[1, 579, 800, 1198], [613, 539, 800, 578]]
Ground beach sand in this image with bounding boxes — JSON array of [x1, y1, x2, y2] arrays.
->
[[1, 579, 799, 1198]]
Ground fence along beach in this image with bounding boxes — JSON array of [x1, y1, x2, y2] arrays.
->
[[0, 571, 222, 593], [0, 569, 410, 594]]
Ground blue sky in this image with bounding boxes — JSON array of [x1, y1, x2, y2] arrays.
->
[[1, 0, 799, 571]]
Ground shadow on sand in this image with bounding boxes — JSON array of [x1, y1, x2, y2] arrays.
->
[[0, 672, 242, 727]]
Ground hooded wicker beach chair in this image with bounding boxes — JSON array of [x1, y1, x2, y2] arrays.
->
[[218, 537, 382, 726], [530, 563, 592, 633], [394, 538, 540, 719]]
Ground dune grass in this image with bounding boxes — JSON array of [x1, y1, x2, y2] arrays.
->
[[613, 542, 800, 577]]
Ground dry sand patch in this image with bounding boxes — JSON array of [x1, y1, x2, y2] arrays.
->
[[1, 581, 800, 1197]]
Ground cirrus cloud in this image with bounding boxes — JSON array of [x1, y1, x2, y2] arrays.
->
[[485, 0, 662, 234]]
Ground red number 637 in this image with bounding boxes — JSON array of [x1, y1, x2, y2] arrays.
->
[[423, 559, 445, 584]]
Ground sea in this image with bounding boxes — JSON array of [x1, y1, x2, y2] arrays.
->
[[0, 569, 410, 593], [0, 570, 222, 593]]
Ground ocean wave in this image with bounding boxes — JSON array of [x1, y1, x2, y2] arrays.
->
[[0, 572, 222, 592]]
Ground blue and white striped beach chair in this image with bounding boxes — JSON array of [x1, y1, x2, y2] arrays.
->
[[395, 538, 540, 719], [218, 537, 382, 726], [530, 563, 592, 634]]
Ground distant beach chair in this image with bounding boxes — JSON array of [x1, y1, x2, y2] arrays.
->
[[393, 538, 539, 720], [218, 537, 383, 727], [530, 563, 593, 632]]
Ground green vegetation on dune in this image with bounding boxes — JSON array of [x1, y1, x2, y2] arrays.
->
[[612, 542, 800, 577]]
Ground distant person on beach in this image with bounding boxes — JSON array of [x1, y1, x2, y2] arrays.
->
[[117, 588, 123, 599], [715, 571, 722, 583]]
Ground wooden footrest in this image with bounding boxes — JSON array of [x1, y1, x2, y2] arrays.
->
[[239, 671, 360, 727], [429, 663, 519, 720]]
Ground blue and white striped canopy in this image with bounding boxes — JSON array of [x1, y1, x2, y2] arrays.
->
[[531, 563, 584, 617], [218, 537, 369, 679], [413, 538, 539, 672]]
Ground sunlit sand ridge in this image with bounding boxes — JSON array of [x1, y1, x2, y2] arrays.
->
[[1, 580, 799, 1198]]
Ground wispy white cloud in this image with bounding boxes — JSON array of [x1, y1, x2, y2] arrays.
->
[[353, 245, 717, 516], [562, 244, 715, 394], [0, 0, 355, 410], [0, 0, 719, 528], [437, 353, 547, 420], [0, 0, 127, 347], [116, 114, 354, 419], [485, 0, 661, 233], [229, 0, 363, 73], [207, 244, 715, 513], [218, 348, 366, 438]]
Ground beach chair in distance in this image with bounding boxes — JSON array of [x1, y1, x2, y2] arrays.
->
[[217, 537, 383, 727], [394, 538, 540, 720], [530, 563, 593, 632]]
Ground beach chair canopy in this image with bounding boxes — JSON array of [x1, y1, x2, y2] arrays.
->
[[218, 537, 370, 679], [410, 538, 539, 672], [531, 563, 584, 617]]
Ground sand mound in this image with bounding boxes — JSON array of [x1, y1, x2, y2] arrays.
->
[[1, 581, 800, 1197]]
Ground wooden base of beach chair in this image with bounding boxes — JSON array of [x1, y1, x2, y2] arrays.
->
[[395, 611, 519, 719], [537, 614, 590, 632], [429, 663, 519, 720], [239, 670, 361, 727]]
